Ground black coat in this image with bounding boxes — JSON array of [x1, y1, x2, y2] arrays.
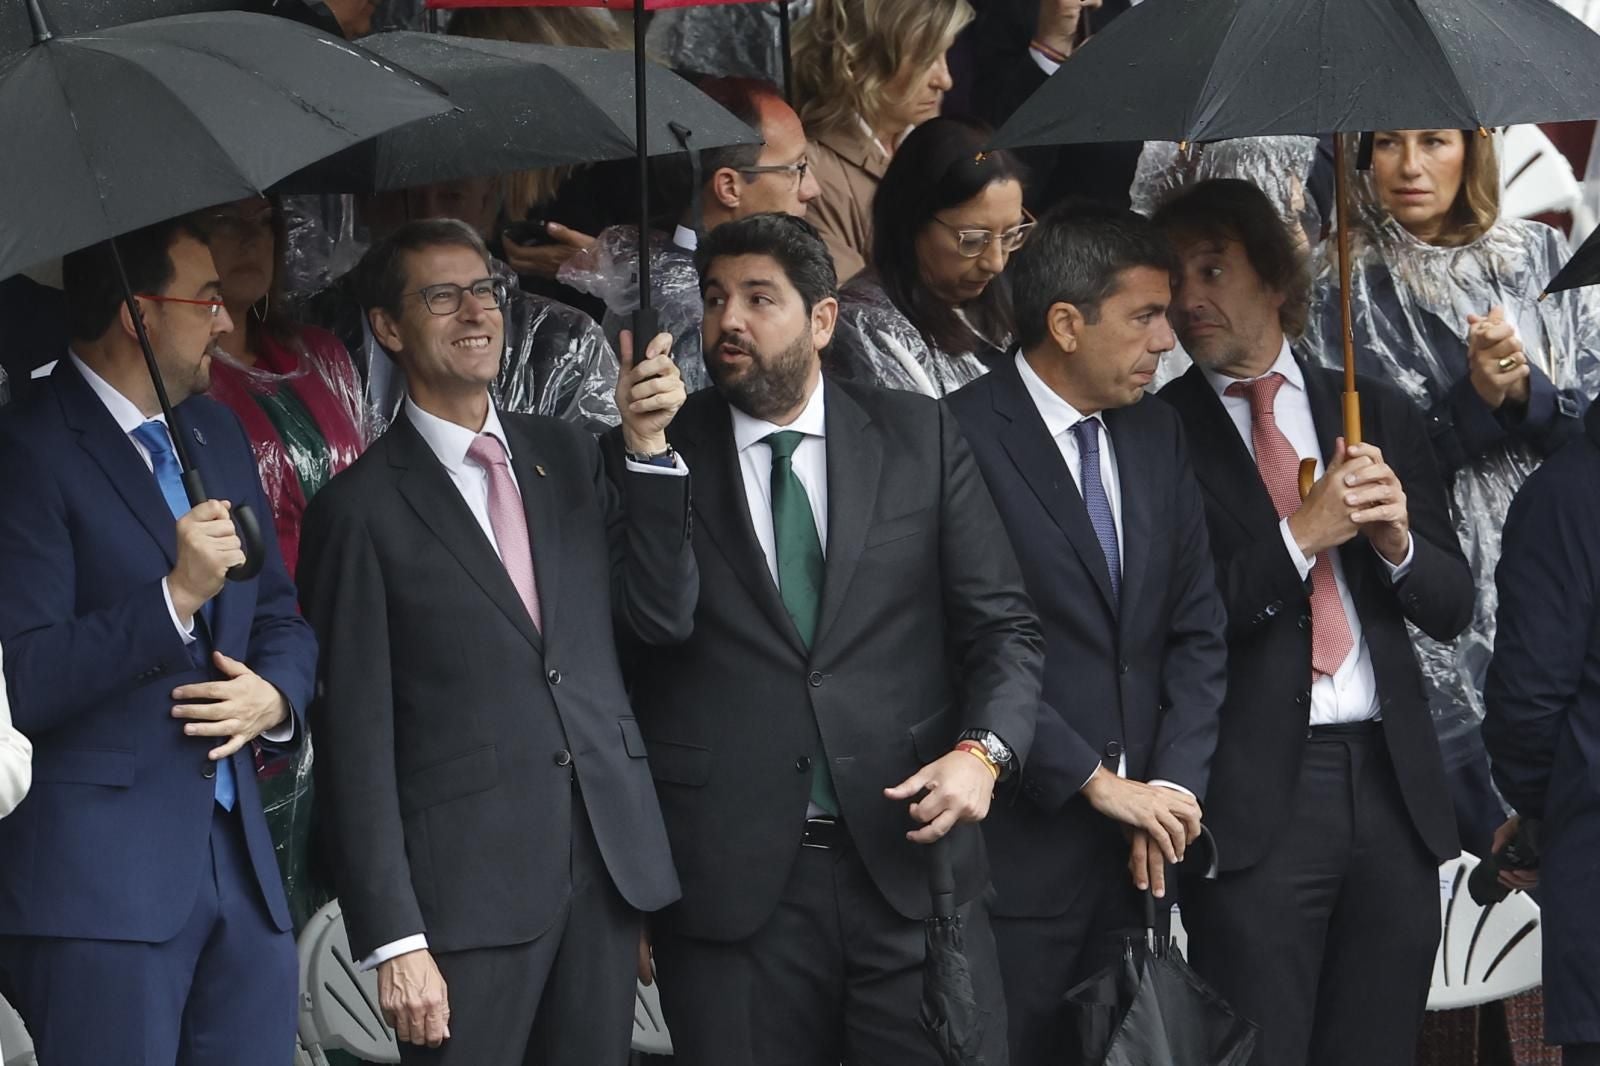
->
[[1159, 361, 1472, 870], [620, 378, 1044, 942], [298, 410, 696, 959], [947, 360, 1227, 917]]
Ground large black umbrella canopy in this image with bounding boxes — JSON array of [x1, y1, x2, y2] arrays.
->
[[280, 32, 762, 194], [0, 0, 227, 53], [0, 8, 454, 281], [990, 0, 1600, 454], [1543, 223, 1600, 295]]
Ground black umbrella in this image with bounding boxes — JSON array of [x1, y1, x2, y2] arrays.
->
[[920, 837, 988, 1066], [279, 33, 761, 194], [2, 1, 452, 573], [1543, 224, 1600, 296], [990, 0, 1600, 451]]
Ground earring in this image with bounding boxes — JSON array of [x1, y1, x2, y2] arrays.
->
[[252, 292, 271, 323]]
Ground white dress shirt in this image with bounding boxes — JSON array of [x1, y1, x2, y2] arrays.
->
[[672, 224, 698, 252], [0, 644, 32, 820], [1030, 46, 1063, 77], [1202, 342, 1414, 725], [730, 379, 829, 586]]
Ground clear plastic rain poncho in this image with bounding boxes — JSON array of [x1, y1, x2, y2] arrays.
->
[[1298, 159, 1600, 766], [559, 225, 713, 394], [645, 0, 813, 83], [280, 194, 368, 297], [827, 274, 1002, 398], [297, 255, 621, 435], [1129, 136, 1322, 391]]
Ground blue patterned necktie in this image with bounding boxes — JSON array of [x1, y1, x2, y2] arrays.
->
[[131, 420, 236, 811], [1070, 418, 1121, 607]]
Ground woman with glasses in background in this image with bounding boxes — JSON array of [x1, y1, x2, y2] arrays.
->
[[829, 117, 1029, 397]]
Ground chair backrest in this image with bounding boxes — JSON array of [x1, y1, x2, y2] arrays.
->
[[1427, 852, 1543, 1011], [296, 899, 675, 1056], [0, 992, 34, 1066], [1500, 124, 1583, 221]]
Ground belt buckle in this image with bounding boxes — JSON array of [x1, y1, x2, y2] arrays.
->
[[802, 817, 839, 850]]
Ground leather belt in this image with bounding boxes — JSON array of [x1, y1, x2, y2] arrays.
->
[[801, 817, 850, 850], [1307, 720, 1382, 740]]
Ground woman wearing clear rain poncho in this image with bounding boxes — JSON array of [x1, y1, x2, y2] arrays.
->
[[1300, 130, 1600, 855], [828, 117, 1027, 398]]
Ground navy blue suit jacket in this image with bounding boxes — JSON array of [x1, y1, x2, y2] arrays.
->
[[0, 358, 316, 942]]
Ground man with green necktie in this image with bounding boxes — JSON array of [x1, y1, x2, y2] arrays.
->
[[619, 212, 1044, 1066]]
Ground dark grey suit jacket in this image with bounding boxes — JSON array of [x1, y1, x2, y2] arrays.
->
[[299, 410, 697, 959], [620, 378, 1044, 943]]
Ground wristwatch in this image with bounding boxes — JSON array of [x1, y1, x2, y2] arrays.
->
[[625, 443, 678, 469], [959, 729, 1015, 779]]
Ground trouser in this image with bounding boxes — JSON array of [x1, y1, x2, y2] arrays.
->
[[0, 805, 297, 1066], [653, 818, 1010, 1066], [401, 798, 641, 1066], [1184, 725, 1440, 1066]]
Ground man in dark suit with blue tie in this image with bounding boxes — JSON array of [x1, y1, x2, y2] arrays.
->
[[0, 217, 317, 1066], [946, 204, 1228, 1065]]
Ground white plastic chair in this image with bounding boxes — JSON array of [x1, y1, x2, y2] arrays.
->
[[296, 899, 675, 1059], [1500, 124, 1586, 226], [0, 992, 35, 1066], [1428, 852, 1543, 1011]]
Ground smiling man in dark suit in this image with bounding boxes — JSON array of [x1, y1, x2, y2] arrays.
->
[[631, 212, 1043, 1066], [1155, 179, 1472, 1066], [946, 204, 1227, 1066], [297, 218, 696, 1066]]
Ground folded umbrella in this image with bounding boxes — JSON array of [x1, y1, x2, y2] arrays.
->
[[2, 1, 452, 574], [921, 836, 988, 1066]]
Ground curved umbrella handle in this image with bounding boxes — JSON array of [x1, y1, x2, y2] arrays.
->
[[929, 836, 957, 920], [227, 502, 266, 582]]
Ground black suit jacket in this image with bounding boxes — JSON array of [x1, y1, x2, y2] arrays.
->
[[1159, 361, 1472, 870], [298, 410, 697, 960], [620, 379, 1044, 942], [947, 360, 1226, 917]]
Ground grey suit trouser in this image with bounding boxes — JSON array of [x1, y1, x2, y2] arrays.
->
[[400, 794, 641, 1066], [652, 826, 1010, 1066]]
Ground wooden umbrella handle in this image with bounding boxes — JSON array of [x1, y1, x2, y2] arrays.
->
[[1334, 136, 1363, 449], [1298, 458, 1317, 499]]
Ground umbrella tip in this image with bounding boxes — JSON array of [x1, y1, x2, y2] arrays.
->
[[24, 0, 53, 43]]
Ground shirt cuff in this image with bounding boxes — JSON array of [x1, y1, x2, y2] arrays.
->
[[1375, 532, 1415, 581], [1278, 518, 1315, 580], [1149, 779, 1196, 799], [360, 934, 429, 972], [162, 578, 197, 646], [260, 712, 296, 745], [625, 454, 689, 477]]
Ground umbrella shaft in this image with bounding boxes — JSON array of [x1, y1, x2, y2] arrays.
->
[[635, 0, 652, 318], [1333, 137, 1362, 445]]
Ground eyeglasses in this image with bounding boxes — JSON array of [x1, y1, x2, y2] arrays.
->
[[406, 278, 508, 316], [137, 293, 227, 319], [932, 208, 1037, 258], [738, 159, 809, 183]]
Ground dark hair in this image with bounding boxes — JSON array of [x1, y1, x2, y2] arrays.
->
[[1010, 202, 1179, 352], [355, 218, 493, 318], [870, 117, 1023, 354], [1151, 178, 1311, 338], [695, 212, 838, 312], [63, 217, 209, 343], [189, 196, 296, 349], [654, 77, 783, 221]]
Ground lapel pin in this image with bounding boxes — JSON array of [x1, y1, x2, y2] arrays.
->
[[192, 427, 206, 447], [535, 465, 547, 477]]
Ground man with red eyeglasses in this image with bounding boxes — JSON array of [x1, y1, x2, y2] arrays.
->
[[0, 216, 317, 1066]]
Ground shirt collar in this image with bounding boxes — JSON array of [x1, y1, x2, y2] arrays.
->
[[1201, 339, 1304, 400], [730, 376, 827, 454], [1015, 351, 1103, 439], [404, 395, 512, 474], [69, 350, 165, 437], [672, 224, 699, 252], [1029, 46, 1062, 77]]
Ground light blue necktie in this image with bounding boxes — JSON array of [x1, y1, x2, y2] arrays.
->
[[1070, 418, 1121, 608], [131, 420, 236, 811]]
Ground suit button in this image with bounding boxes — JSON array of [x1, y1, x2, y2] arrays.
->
[[201, 763, 216, 780], [554, 750, 573, 767], [1118, 661, 1129, 676], [1264, 604, 1279, 618], [1105, 740, 1123, 759], [796, 756, 812, 772], [807, 671, 824, 688], [1296, 691, 1311, 708], [1297, 615, 1310, 630], [547, 669, 562, 685]]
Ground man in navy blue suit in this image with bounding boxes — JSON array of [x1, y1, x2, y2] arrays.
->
[[0, 217, 317, 1066]]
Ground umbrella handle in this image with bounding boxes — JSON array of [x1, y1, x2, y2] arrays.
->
[[631, 307, 660, 366], [1297, 458, 1316, 499], [181, 469, 266, 582], [929, 836, 957, 919]]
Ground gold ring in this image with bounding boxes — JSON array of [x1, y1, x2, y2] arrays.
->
[[1498, 356, 1517, 371]]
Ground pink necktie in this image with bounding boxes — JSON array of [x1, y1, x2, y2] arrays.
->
[[466, 433, 542, 631], [1226, 374, 1354, 680]]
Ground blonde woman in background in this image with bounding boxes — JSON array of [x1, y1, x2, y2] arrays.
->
[[792, 0, 973, 282]]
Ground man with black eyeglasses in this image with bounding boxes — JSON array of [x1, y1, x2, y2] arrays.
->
[[298, 218, 699, 1065]]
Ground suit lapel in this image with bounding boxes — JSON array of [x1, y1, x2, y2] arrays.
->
[[1105, 405, 1149, 628], [389, 416, 543, 652], [57, 361, 182, 568], [1165, 366, 1280, 539], [992, 363, 1118, 616], [506, 420, 562, 632], [676, 398, 808, 656], [815, 380, 882, 645]]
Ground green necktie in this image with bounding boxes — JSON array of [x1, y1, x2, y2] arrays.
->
[[766, 430, 838, 816]]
